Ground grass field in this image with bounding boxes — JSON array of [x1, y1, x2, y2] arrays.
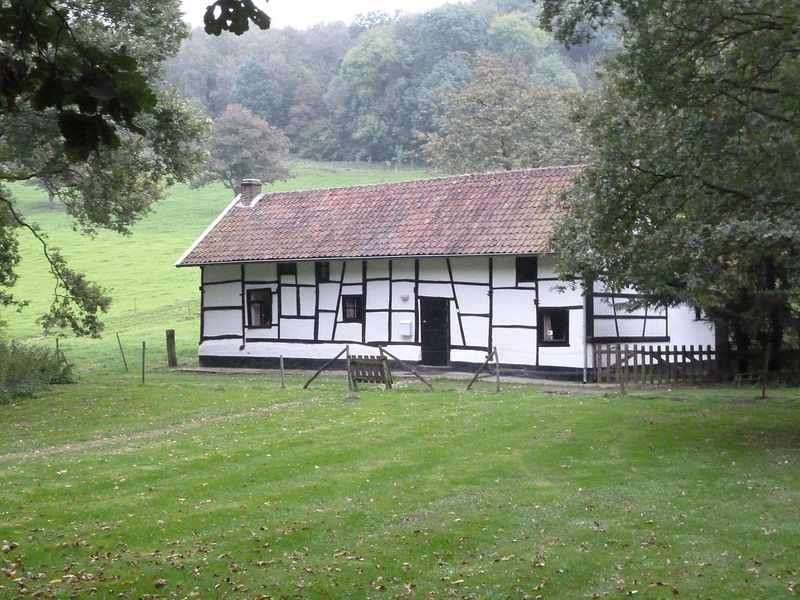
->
[[3, 160, 434, 373], [0, 375, 798, 598]]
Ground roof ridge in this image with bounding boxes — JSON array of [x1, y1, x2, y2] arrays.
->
[[247, 165, 584, 200]]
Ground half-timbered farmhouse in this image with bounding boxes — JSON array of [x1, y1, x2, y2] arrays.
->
[[177, 167, 714, 379]]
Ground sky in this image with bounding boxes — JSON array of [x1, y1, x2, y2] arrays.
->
[[180, 0, 456, 30]]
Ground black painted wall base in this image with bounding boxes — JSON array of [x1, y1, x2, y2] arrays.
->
[[198, 355, 586, 382]]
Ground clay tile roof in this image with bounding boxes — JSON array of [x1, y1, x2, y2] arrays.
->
[[177, 166, 579, 266]]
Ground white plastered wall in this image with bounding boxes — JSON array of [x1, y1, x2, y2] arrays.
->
[[197, 256, 713, 370]]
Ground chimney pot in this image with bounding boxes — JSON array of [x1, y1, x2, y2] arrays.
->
[[239, 178, 262, 204]]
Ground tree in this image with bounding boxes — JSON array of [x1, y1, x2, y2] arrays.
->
[[287, 72, 338, 158], [407, 53, 474, 135], [0, 0, 269, 336], [199, 104, 290, 192], [539, 0, 800, 372], [230, 54, 291, 127], [402, 4, 489, 70], [422, 56, 587, 173], [486, 14, 579, 88], [350, 11, 397, 35], [487, 14, 550, 65], [326, 29, 415, 161], [163, 29, 239, 116]]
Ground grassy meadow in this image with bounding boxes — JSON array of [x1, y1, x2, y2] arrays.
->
[[3, 160, 434, 373], [1, 375, 798, 598]]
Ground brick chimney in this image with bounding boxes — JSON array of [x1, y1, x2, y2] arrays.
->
[[239, 178, 262, 205]]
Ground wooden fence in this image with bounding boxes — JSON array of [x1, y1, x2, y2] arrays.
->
[[593, 344, 716, 384]]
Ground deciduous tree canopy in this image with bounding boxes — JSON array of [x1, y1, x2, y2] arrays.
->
[[0, 0, 268, 336], [165, 0, 602, 164], [540, 0, 800, 370], [422, 56, 586, 173], [197, 104, 291, 192]]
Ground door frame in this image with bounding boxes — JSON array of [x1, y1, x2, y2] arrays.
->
[[419, 296, 451, 366]]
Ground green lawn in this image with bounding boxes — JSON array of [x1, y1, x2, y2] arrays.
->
[[0, 375, 798, 598], [4, 160, 434, 373]]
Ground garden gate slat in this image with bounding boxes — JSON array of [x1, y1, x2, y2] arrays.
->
[[593, 344, 715, 384], [347, 353, 393, 390]]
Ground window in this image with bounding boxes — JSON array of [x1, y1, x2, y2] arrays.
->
[[277, 262, 296, 277], [247, 288, 272, 328], [538, 308, 569, 345], [316, 261, 330, 283], [516, 256, 538, 283], [342, 295, 364, 323]]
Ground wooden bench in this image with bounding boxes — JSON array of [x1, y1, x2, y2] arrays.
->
[[348, 354, 392, 390]]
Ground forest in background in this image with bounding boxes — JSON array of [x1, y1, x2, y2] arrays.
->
[[165, 0, 616, 169]]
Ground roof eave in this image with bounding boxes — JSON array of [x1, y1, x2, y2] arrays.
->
[[177, 250, 559, 267], [174, 192, 242, 268]]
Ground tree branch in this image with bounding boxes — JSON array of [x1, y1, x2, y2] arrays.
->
[[1, 193, 66, 296]]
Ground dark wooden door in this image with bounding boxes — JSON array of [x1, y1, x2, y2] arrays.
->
[[420, 297, 450, 366]]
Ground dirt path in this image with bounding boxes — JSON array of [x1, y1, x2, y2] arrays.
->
[[0, 399, 305, 464]]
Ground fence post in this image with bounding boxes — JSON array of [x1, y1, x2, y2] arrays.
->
[[116, 332, 129, 372], [668, 345, 674, 384], [680, 345, 686, 383], [595, 344, 601, 382], [494, 347, 501, 393], [622, 344, 629, 386], [708, 344, 715, 380], [599, 344, 606, 383], [166, 329, 178, 368], [346, 345, 353, 392], [641, 345, 647, 384], [656, 345, 662, 385], [698, 345, 704, 383]]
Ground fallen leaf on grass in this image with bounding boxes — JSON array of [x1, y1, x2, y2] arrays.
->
[[1, 541, 18, 553]]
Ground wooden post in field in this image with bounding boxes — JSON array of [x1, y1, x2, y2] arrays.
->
[[279, 355, 286, 389], [303, 346, 348, 389], [166, 329, 178, 368], [378, 347, 393, 389], [494, 347, 501, 393], [116, 332, 129, 372], [616, 343, 625, 394], [345, 345, 353, 392], [381, 347, 433, 390], [141, 341, 146, 385], [55, 337, 67, 367]]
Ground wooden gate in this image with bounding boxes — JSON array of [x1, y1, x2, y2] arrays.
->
[[593, 344, 716, 384]]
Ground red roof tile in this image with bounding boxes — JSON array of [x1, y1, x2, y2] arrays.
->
[[177, 166, 578, 266]]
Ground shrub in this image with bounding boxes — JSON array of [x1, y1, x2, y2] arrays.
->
[[0, 339, 76, 402]]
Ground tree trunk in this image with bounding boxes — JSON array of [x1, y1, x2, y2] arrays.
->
[[714, 319, 732, 380], [733, 323, 751, 374]]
